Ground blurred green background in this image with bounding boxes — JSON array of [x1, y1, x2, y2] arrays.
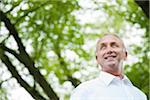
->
[[0, 0, 149, 100]]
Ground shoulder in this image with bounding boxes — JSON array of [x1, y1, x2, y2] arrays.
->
[[132, 86, 147, 99], [70, 78, 100, 100], [74, 78, 99, 92]]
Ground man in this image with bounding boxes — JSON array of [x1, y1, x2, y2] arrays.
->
[[70, 34, 147, 100]]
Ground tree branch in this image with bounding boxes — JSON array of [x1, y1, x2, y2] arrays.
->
[[0, 49, 46, 100], [0, 10, 26, 54], [0, 44, 59, 100], [5, 1, 22, 14], [54, 46, 81, 87], [0, 10, 59, 100], [14, 1, 50, 25], [67, 76, 81, 87], [0, 77, 13, 88], [135, 0, 149, 18]]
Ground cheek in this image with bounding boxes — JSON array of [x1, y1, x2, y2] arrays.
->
[[97, 57, 102, 64], [97, 53, 103, 62], [117, 50, 125, 58], [97, 52, 103, 58], [115, 48, 123, 53]]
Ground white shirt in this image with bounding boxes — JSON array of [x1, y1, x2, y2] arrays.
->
[[70, 71, 147, 100]]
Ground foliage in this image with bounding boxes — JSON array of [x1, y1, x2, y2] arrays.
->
[[124, 0, 149, 98], [0, 0, 85, 99], [79, 0, 149, 99], [0, 0, 149, 99], [0, 88, 8, 100]]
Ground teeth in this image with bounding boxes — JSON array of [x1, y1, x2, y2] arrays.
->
[[105, 56, 116, 59]]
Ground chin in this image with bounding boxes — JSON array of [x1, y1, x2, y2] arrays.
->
[[107, 63, 116, 68], [107, 61, 117, 66], [107, 62, 119, 69]]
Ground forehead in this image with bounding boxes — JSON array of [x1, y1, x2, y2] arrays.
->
[[98, 35, 122, 45]]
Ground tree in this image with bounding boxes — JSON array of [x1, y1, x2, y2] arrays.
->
[[0, 0, 86, 99], [125, 0, 149, 99], [0, 0, 149, 99]]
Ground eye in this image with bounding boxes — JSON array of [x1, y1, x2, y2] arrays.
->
[[112, 43, 119, 48], [100, 45, 106, 50]]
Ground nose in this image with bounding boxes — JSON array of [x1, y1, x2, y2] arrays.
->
[[106, 46, 113, 54]]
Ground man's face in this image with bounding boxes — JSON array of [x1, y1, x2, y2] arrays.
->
[[96, 35, 127, 72]]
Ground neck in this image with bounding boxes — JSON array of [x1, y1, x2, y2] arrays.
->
[[113, 73, 124, 79], [102, 69, 124, 79]]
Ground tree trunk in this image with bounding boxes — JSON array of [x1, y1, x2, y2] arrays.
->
[[135, 0, 149, 18], [0, 48, 46, 100], [0, 10, 59, 100]]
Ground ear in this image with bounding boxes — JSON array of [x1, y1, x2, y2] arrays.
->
[[96, 55, 99, 64], [124, 51, 127, 60]]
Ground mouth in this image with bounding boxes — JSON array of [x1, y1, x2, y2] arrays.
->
[[104, 55, 117, 59]]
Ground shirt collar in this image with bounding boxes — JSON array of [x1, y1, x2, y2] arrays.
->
[[122, 75, 133, 85], [99, 71, 133, 86]]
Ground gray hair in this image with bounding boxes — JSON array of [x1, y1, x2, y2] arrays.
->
[[96, 33, 126, 53]]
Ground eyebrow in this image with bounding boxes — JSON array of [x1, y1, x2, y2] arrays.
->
[[99, 41, 117, 45], [99, 43, 106, 46], [99, 41, 120, 47], [111, 42, 118, 45]]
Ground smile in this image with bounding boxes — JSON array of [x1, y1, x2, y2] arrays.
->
[[104, 55, 117, 59]]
